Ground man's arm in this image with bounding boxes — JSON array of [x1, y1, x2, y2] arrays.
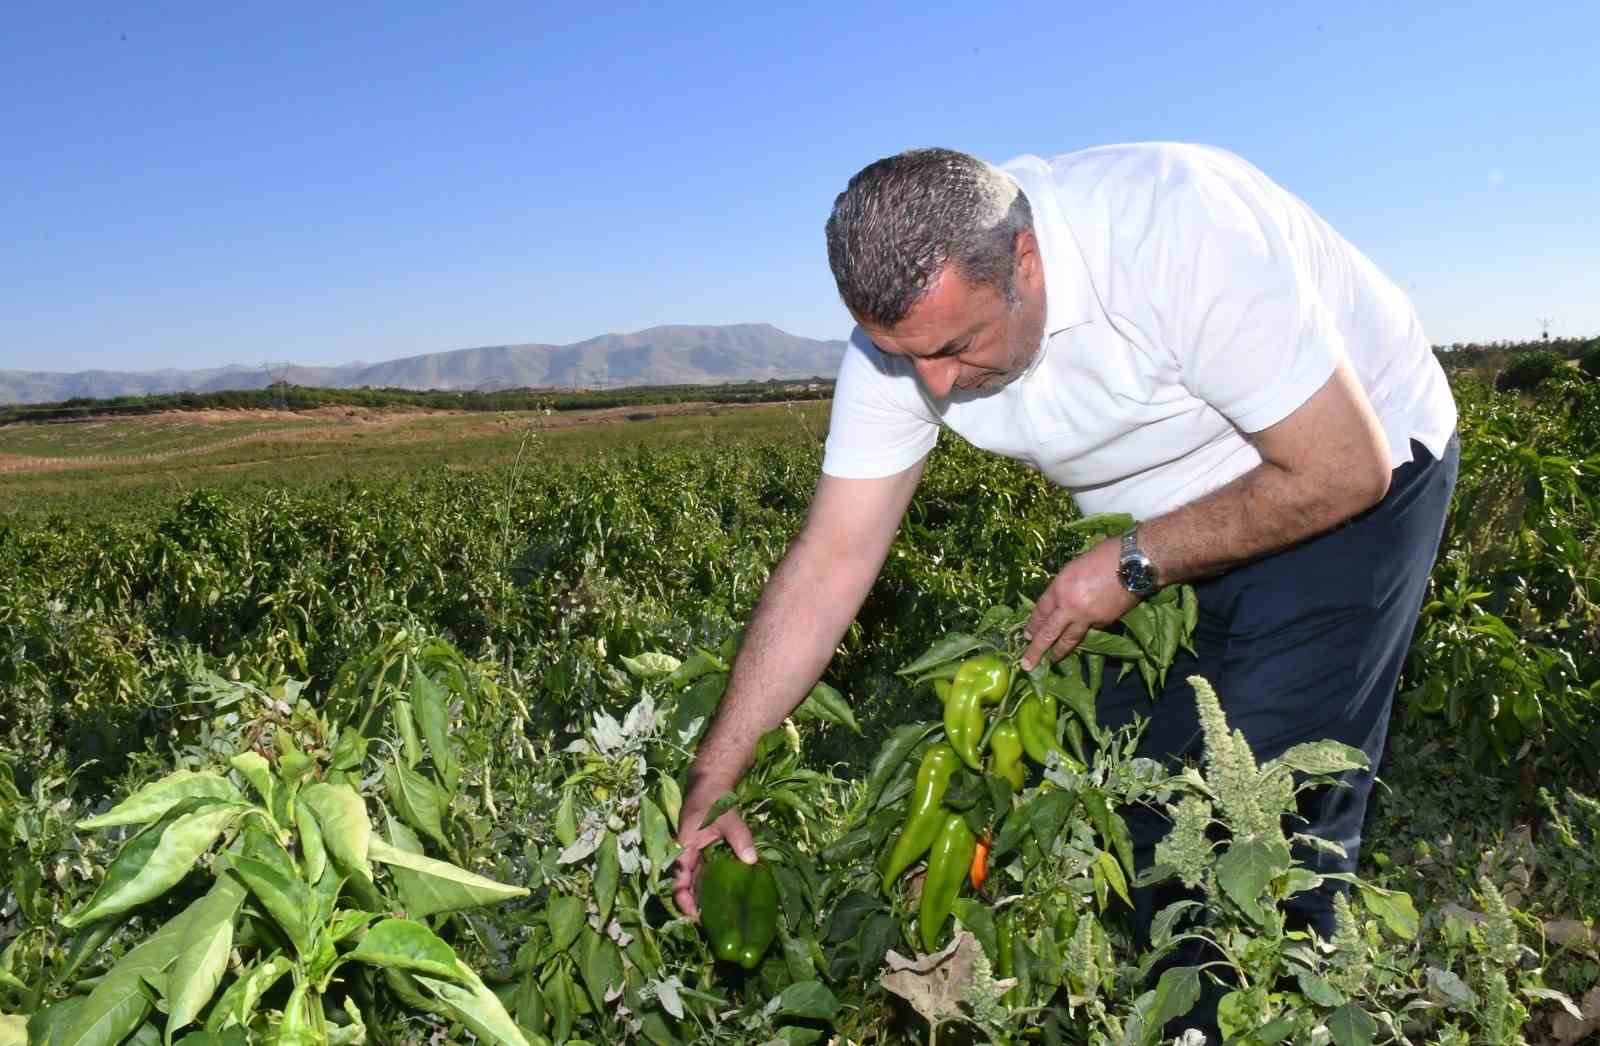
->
[[1020, 357, 1391, 669], [673, 457, 926, 918]]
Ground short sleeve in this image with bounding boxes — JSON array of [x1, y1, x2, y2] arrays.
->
[[1149, 167, 1343, 434], [821, 328, 941, 478]]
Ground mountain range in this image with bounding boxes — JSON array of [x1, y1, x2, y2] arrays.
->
[[0, 324, 850, 404]]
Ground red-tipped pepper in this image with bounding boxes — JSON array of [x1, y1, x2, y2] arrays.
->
[[881, 743, 961, 893]]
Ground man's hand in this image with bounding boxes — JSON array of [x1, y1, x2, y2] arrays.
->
[[671, 800, 758, 922], [1020, 536, 1139, 671]]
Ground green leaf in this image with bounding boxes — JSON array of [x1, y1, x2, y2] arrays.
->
[[63, 803, 242, 928], [0, 1016, 26, 1046], [1356, 883, 1420, 940], [593, 832, 620, 926], [347, 918, 466, 980], [228, 854, 315, 959], [1263, 741, 1369, 777], [638, 797, 672, 872], [578, 930, 625, 1013], [896, 633, 986, 676], [411, 666, 459, 792], [203, 956, 292, 1035], [76, 771, 242, 830], [161, 873, 248, 1043], [1296, 970, 1346, 1008], [778, 981, 840, 1021], [547, 895, 586, 954], [1214, 837, 1291, 926], [27, 998, 85, 1046], [369, 836, 529, 916], [293, 797, 327, 885], [1127, 966, 1201, 1045], [951, 899, 996, 963], [1074, 629, 1145, 661], [665, 648, 724, 689], [226, 752, 277, 812], [794, 681, 861, 734], [61, 878, 234, 1046], [385, 760, 451, 851], [620, 652, 681, 680], [300, 782, 371, 878], [1095, 849, 1133, 909], [1326, 1002, 1378, 1046], [416, 964, 531, 1046]]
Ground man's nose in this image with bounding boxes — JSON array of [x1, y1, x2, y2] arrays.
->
[[913, 355, 958, 397]]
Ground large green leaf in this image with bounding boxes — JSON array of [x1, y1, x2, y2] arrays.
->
[[593, 832, 619, 927], [60, 878, 234, 1046], [778, 981, 839, 1020], [346, 918, 465, 980], [0, 1015, 27, 1046], [619, 651, 681, 680], [203, 957, 292, 1036], [1326, 1002, 1378, 1046], [63, 803, 243, 928], [77, 771, 242, 831], [1356, 883, 1420, 941], [896, 633, 986, 676], [293, 797, 327, 884], [226, 753, 277, 813], [1263, 741, 1369, 777], [300, 782, 371, 878], [416, 964, 530, 1046], [578, 929, 624, 1013], [161, 873, 248, 1043], [794, 681, 861, 734], [410, 667, 459, 792], [1215, 837, 1291, 926], [228, 854, 315, 959], [384, 760, 450, 851], [368, 836, 528, 917], [547, 895, 586, 954]]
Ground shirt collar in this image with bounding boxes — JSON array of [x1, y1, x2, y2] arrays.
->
[[1001, 154, 1098, 338]]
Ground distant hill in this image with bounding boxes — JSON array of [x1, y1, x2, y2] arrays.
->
[[0, 324, 849, 405]]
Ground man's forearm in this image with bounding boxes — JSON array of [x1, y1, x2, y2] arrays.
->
[[686, 530, 876, 795], [1139, 455, 1388, 586]]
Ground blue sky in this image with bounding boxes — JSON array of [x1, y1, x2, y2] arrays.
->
[[3, 0, 1596, 374]]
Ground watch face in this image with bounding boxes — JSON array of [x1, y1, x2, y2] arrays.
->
[[1119, 558, 1157, 594]]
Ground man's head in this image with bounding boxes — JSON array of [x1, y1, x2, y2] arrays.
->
[[825, 148, 1047, 396]]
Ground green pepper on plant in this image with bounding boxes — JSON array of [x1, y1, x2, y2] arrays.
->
[[919, 812, 977, 952], [697, 847, 780, 970], [987, 719, 1026, 791], [882, 743, 961, 892]]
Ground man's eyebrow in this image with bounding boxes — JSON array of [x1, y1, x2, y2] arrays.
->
[[930, 338, 967, 358]]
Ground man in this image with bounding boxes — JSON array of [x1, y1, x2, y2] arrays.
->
[[672, 143, 1457, 988]]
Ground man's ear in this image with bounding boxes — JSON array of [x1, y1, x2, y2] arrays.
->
[[1014, 229, 1041, 279]]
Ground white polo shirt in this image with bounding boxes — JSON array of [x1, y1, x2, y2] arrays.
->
[[821, 142, 1458, 521]]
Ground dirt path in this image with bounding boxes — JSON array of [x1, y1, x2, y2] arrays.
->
[[0, 401, 786, 475]]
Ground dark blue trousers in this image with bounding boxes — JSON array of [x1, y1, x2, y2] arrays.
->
[[1095, 435, 1459, 1026]]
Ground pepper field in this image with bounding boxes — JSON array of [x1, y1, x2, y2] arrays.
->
[[1, 371, 1597, 1044]]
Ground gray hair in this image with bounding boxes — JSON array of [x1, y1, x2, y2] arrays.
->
[[825, 148, 1034, 326]]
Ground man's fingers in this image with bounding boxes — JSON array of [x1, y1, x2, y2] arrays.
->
[[1050, 621, 1089, 661], [1021, 602, 1069, 670], [672, 842, 701, 920], [718, 812, 758, 864]]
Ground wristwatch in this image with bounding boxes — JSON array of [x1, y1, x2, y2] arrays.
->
[[1116, 525, 1160, 597]]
